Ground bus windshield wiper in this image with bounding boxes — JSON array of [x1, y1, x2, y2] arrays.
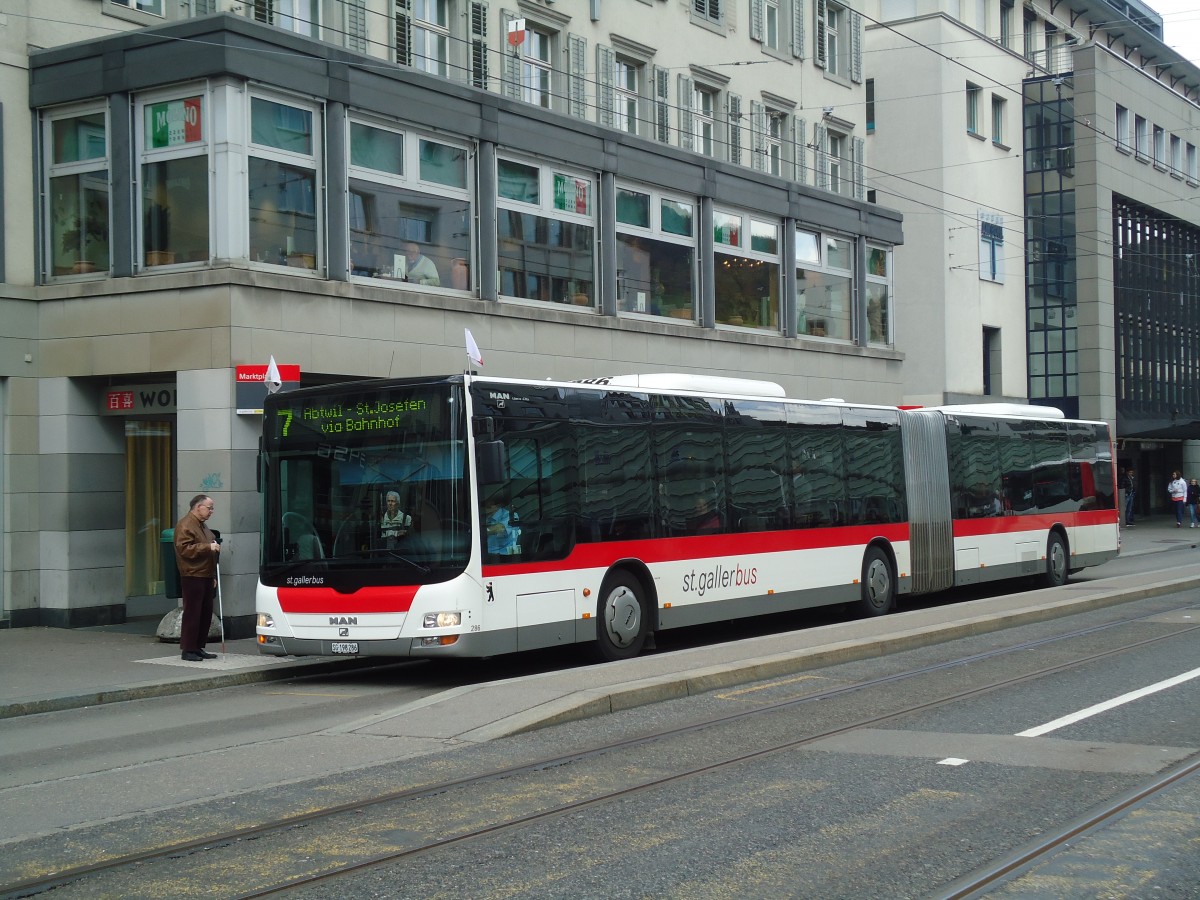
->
[[355, 547, 431, 573]]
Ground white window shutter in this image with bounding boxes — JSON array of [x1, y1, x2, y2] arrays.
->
[[568, 34, 587, 118], [751, 100, 766, 171], [596, 44, 615, 127], [500, 9, 521, 99], [345, 0, 367, 53], [853, 136, 865, 199], [794, 117, 807, 183], [814, 122, 829, 190], [396, 0, 413, 66], [851, 11, 863, 83], [814, 0, 827, 69], [729, 93, 743, 165], [470, 2, 489, 90], [750, 0, 765, 42], [792, 0, 806, 59], [654, 66, 670, 142]]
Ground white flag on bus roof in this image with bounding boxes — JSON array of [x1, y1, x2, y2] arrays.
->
[[465, 329, 484, 367], [265, 355, 283, 394]]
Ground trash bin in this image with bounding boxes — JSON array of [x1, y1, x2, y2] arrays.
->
[[161, 529, 182, 600]]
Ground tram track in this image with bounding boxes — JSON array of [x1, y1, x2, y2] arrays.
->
[[3, 604, 1197, 899]]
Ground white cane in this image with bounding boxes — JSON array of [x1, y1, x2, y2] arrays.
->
[[215, 544, 227, 656]]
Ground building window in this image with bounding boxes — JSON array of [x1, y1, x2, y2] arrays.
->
[[44, 106, 110, 277], [1135, 115, 1148, 160], [866, 78, 875, 133], [693, 0, 721, 25], [766, 110, 784, 176], [1115, 104, 1130, 153], [615, 185, 696, 321], [522, 27, 554, 109], [796, 229, 853, 340], [825, 2, 842, 76], [253, 0, 319, 37], [1153, 125, 1166, 169], [497, 156, 595, 307], [614, 58, 640, 135], [966, 83, 981, 135], [349, 119, 472, 290], [1170, 134, 1183, 177], [111, 0, 165, 14], [828, 131, 845, 194], [714, 209, 781, 331], [137, 91, 210, 268], [866, 245, 891, 345], [1000, 0, 1013, 49], [248, 95, 320, 269], [1023, 9, 1036, 61], [992, 95, 1006, 145], [1187, 143, 1198, 184], [764, 0, 781, 50], [412, 0, 450, 76], [694, 85, 716, 156]]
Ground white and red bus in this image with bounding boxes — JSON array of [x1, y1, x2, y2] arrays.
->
[[255, 373, 1119, 661]]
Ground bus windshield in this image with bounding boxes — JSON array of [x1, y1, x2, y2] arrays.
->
[[260, 379, 470, 587]]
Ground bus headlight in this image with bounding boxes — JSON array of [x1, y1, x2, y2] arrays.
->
[[423, 612, 462, 628], [257, 613, 276, 629]]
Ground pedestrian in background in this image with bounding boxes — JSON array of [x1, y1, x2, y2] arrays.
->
[[173, 494, 220, 661], [1168, 471, 1188, 527], [1188, 478, 1200, 528], [1122, 467, 1136, 526]]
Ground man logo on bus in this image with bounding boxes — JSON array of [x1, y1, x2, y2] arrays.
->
[[329, 616, 358, 626]]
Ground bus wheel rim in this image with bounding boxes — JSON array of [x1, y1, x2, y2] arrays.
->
[[1050, 540, 1066, 581], [866, 558, 890, 607], [604, 586, 641, 648]]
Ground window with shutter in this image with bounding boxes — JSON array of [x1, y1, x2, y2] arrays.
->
[[471, 2, 489, 90]]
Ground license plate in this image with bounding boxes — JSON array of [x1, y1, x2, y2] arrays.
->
[[331, 642, 359, 654]]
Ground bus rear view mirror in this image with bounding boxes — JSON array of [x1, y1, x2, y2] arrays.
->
[[477, 440, 508, 485]]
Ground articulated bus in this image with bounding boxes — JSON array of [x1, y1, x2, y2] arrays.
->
[[255, 373, 1120, 661]]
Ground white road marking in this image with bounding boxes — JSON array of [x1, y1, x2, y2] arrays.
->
[[1016, 666, 1200, 737], [938, 757, 970, 766]]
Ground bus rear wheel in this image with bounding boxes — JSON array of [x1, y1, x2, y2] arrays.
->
[[594, 572, 648, 662], [856, 546, 895, 617], [1040, 532, 1069, 588]]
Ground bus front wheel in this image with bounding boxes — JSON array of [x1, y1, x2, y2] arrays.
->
[[595, 572, 648, 662], [1041, 532, 1069, 588], [856, 546, 895, 617]]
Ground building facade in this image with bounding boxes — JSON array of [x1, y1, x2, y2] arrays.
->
[[866, 0, 1200, 513], [0, 1, 901, 629]]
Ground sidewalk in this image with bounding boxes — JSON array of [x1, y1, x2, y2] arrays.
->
[[1, 516, 1197, 737]]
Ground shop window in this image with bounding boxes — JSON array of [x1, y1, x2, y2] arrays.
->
[[616, 185, 696, 321], [866, 245, 892, 346], [497, 156, 595, 307], [714, 209, 781, 331], [138, 92, 210, 268], [249, 95, 320, 270], [44, 106, 110, 278], [348, 119, 472, 290], [797, 228, 853, 340]]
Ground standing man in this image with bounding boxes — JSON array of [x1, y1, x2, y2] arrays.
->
[[1122, 467, 1136, 526], [1168, 471, 1188, 527], [174, 494, 220, 661]]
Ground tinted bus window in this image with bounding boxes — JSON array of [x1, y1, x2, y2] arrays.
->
[[948, 416, 1001, 518], [787, 403, 844, 527], [653, 394, 724, 535], [1029, 421, 1071, 512], [998, 419, 1034, 514], [574, 389, 654, 542], [843, 407, 905, 524], [725, 399, 789, 531]]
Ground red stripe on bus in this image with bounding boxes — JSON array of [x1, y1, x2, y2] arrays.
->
[[952, 508, 1117, 538], [482, 523, 911, 577], [277, 585, 419, 614]]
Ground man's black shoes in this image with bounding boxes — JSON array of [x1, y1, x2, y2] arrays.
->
[[181, 651, 205, 661], [196, 650, 218, 659]]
